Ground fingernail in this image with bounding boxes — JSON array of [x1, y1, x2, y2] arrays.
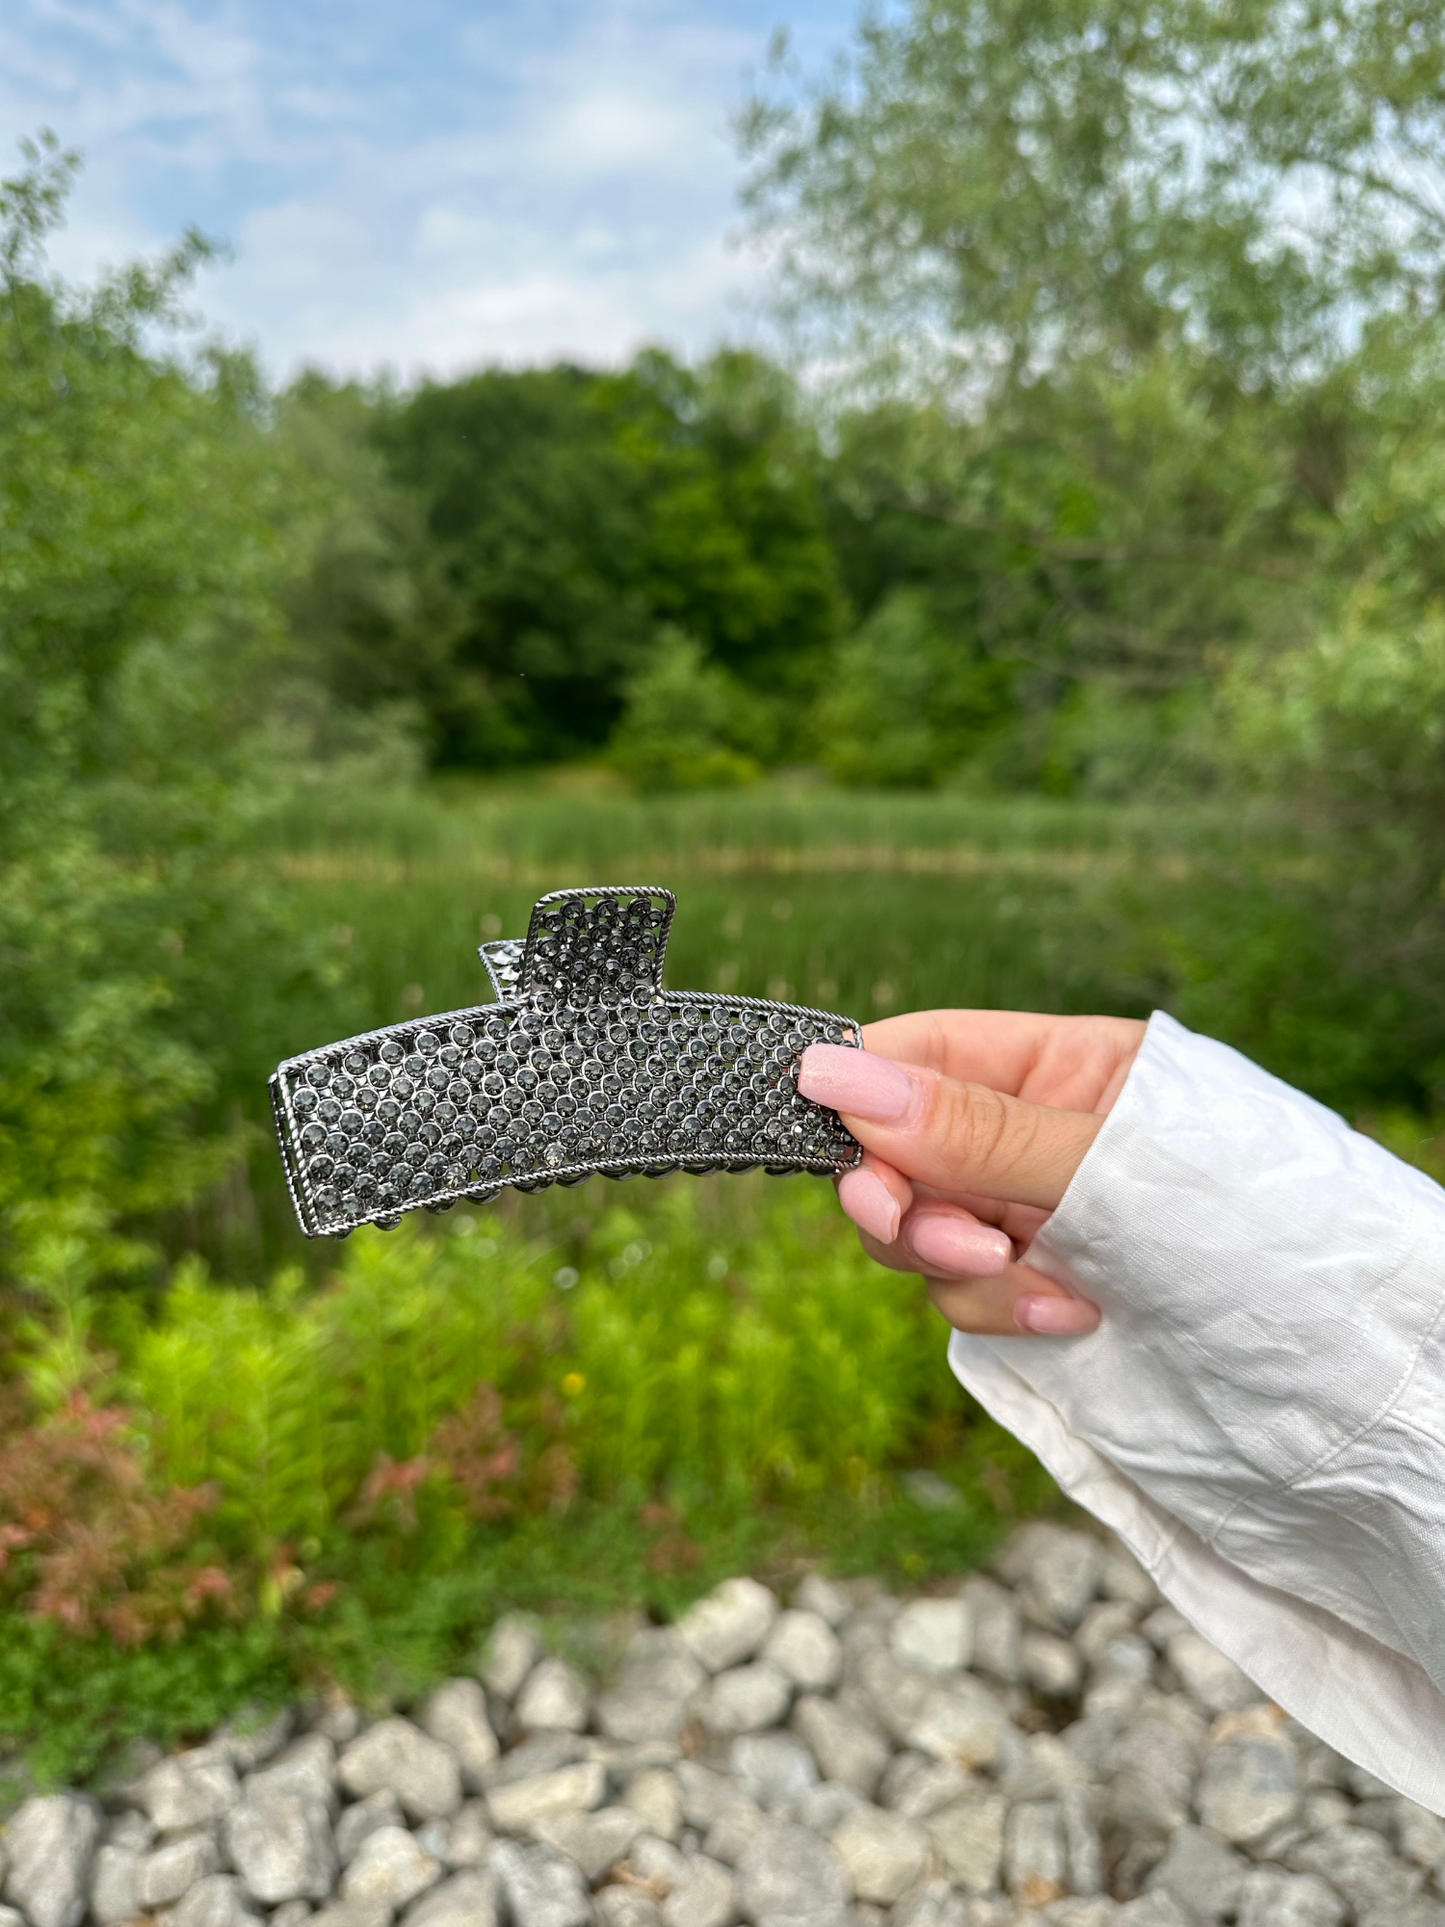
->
[[799, 1044, 918, 1124], [1014, 1294, 1101, 1335], [908, 1214, 1012, 1276], [838, 1167, 901, 1243]]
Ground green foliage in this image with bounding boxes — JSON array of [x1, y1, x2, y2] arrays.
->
[[0, 1176, 1047, 1782], [0, 138, 382, 1297], [609, 631, 772, 791], [813, 588, 1015, 786], [366, 349, 846, 770]]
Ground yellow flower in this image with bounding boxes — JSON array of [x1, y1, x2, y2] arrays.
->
[[561, 1372, 586, 1398]]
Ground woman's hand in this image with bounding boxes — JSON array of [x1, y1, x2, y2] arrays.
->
[[798, 1011, 1146, 1338]]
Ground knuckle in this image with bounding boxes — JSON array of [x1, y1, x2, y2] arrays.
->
[[930, 1078, 1019, 1180]]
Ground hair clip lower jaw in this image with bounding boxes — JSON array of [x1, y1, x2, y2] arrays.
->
[[270, 886, 864, 1240]]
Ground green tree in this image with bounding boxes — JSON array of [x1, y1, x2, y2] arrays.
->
[[378, 349, 846, 769], [0, 136, 358, 1291]]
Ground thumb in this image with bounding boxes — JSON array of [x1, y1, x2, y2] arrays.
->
[[799, 1043, 1099, 1210]]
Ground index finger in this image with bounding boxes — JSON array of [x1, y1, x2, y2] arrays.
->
[[862, 1009, 1144, 1113]]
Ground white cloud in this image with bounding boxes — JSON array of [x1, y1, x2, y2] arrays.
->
[[0, 0, 853, 379]]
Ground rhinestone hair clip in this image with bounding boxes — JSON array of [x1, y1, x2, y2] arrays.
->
[[270, 885, 865, 1238]]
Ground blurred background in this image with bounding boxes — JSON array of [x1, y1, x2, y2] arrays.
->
[[4, 0, 1445, 1781]]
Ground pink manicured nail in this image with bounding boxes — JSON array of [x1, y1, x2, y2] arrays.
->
[[1014, 1295, 1101, 1335], [838, 1167, 901, 1244], [798, 1044, 918, 1124], [908, 1215, 1012, 1276]]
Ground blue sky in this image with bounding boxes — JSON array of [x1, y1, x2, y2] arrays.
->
[[1, 0, 856, 380]]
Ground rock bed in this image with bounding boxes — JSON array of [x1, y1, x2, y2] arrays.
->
[[1, 1523, 1440, 1927]]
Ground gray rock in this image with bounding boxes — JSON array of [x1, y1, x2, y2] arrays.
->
[[1082, 1637, 1153, 1722], [1144, 1825, 1246, 1923], [892, 1879, 968, 1927], [678, 1580, 780, 1676], [1361, 1903, 1445, 1927], [1060, 1788, 1103, 1900], [731, 1736, 818, 1814], [105, 1809, 155, 1850], [1075, 1603, 1141, 1667], [880, 1758, 972, 1826], [0, 1909, 22, 1927], [270, 1901, 314, 1927], [1046, 1904, 1122, 1927], [490, 1840, 593, 1927], [421, 1680, 501, 1789], [791, 1785, 863, 1837], [1019, 1633, 1082, 1700], [889, 1601, 971, 1675], [1396, 1797, 1445, 1872], [1344, 1762, 1395, 1800], [662, 1854, 736, 1927], [89, 1840, 144, 1927], [2, 1793, 102, 1927], [1099, 1542, 1159, 1612], [996, 1526, 1100, 1632], [487, 1735, 587, 1790], [515, 1659, 590, 1736], [922, 1795, 1006, 1897], [1115, 1898, 1190, 1927], [763, 1614, 842, 1693], [1107, 1716, 1199, 1838], [674, 1763, 739, 1831], [136, 1826, 221, 1908], [1236, 1869, 1346, 1927], [216, 1709, 295, 1774], [340, 1826, 442, 1909], [791, 1577, 850, 1630], [339, 1719, 463, 1821], [829, 1805, 930, 1905], [1196, 1730, 1300, 1845], [309, 1697, 364, 1745], [137, 1752, 241, 1833], [624, 1772, 684, 1843], [251, 1737, 340, 1817], [595, 1885, 662, 1927], [735, 1822, 850, 1927], [489, 1763, 608, 1834], [533, 1806, 644, 1881], [1004, 1802, 1066, 1906], [1002, 1735, 1094, 1805], [440, 1799, 495, 1869], [697, 1663, 793, 1738], [960, 1578, 1021, 1685], [598, 1632, 708, 1744], [1140, 1607, 1189, 1652], [309, 1900, 392, 1927], [1302, 1790, 1352, 1833], [223, 1782, 335, 1904], [628, 1835, 689, 1888], [335, 1793, 404, 1866], [169, 1873, 262, 1927], [1165, 1635, 1259, 1717], [792, 1699, 890, 1797], [1286, 1824, 1423, 1917], [481, 1615, 545, 1702], [703, 1794, 768, 1868], [402, 1869, 499, 1927], [903, 1677, 1009, 1772]]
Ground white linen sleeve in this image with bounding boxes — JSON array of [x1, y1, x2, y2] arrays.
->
[[947, 1009, 1445, 1810]]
